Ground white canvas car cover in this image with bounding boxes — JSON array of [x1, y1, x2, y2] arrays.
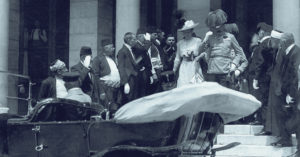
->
[[114, 82, 261, 123]]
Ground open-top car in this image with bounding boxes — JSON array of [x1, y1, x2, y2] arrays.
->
[[0, 82, 260, 157]]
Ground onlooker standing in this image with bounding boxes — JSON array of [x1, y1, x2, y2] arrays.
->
[[38, 59, 68, 100], [71, 46, 99, 103], [248, 22, 274, 133], [92, 39, 121, 112], [133, 28, 154, 97], [117, 32, 139, 104], [162, 34, 177, 71], [271, 33, 300, 147]]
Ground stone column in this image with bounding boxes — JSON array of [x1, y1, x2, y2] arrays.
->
[[0, 0, 10, 113], [273, 0, 300, 45], [115, 0, 140, 53]]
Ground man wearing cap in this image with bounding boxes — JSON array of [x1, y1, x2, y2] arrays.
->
[[247, 22, 274, 132], [271, 33, 300, 147], [63, 72, 91, 103], [117, 32, 139, 104], [92, 39, 121, 112], [38, 59, 68, 100], [133, 28, 154, 97], [71, 46, 99, 102]]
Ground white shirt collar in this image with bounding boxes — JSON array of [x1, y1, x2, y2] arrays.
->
[[286, 44, 295, 55], [259, 36, 271, 43], [124, 43, 132, 51]]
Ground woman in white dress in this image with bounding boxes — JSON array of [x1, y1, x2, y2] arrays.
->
[[173, 20, 204, 87]]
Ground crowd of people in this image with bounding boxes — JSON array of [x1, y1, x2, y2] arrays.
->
[[36, 8, 300, 154]]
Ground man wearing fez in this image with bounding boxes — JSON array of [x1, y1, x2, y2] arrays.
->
[[133, 28, 154, 97], [92, 39, 121, 112], [63, 72, 91, 103], [38, 59, 68, 100], [117, 32, 139, 104], [248, 22, 274, 131], [71, 46, 99, 102]]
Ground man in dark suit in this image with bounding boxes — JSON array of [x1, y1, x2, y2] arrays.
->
[[117, 32, 139, 104], [133, 28, 154, 97], [92, 39, 121, 113], [271, 33, 300, 147], [249, 22, 274, 134], [38, 59, 68, 100], [71, 46, 99, 103]]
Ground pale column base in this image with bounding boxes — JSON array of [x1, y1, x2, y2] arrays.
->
[[0, 107, 9, 114]]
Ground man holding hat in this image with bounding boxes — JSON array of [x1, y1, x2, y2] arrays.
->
[[38, 59, 68, 100], [248, 22, 274, 132], [63, 72, 91, 103], [71, 46, 99, 102], [92, 39, 121, 112]]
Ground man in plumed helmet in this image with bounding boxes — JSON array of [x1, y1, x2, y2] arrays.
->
[[71, 46, 100, 103], [199, 9, 248, 88]]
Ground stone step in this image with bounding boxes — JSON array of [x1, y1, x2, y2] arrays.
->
[[224, 125, 263, 135], [217, 134, 297, 146], [214, 145, 297, 157]]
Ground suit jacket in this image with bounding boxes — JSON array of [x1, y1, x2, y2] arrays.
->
[[280, 45, 300, 99], [71, 62, 99, 102], [132, 41, 153, 79], [38, 76, 56, 100], [117, 45, 139, 85], [92, 54, 111, 78], [251, 38, 275, 82]]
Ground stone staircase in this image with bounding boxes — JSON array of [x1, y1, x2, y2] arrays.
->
[[213, 125, 297, 157]]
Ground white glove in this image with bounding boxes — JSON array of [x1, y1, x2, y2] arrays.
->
[[229, 63, 237, 72], [253, 79, 259, 89], [286, 94, 294, 104], [150, 76, 154, 84], [203, 31, 213, 42], [124, 83, 130, 94], [83, 55, 91, 69], [234, 70, 241, 77], [152, 73, 158, 80], [144, 33, 151, 41]]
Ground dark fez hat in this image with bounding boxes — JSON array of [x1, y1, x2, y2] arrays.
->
[[101, 39, 113, 47], [257, 22, 273, 32], [62, 72, 80, 82], [80, 46, 92, 56]]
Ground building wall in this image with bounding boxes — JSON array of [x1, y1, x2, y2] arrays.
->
[[98, 0, 115, 54], [7, 0, 20, 114], [177, 0, 210, 40], [69, 0, 98, 67]]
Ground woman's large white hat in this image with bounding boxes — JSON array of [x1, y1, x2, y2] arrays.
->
[[178, 20, 199, 31]]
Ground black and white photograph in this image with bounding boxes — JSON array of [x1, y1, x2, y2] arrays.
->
[[0, 0, 300, 156]]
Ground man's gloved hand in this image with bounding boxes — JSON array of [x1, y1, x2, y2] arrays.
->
[[150, 76, 154, 84], [286, 94, 294, 104], [234, 70, 241, 77], [203, 31, 213, 42], [83, 55, 92, 69], [144, 33, 151, 41], [253, 79, 259, 89], [124, 83, 130, 94], [229, 63, 237, 72]]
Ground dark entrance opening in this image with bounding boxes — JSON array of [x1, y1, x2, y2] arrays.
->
[[222, 0, 273, 58], [19, 0, 70, 114]]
